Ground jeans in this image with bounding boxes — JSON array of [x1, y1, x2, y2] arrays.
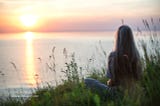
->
[[84, 78, 116, 99]]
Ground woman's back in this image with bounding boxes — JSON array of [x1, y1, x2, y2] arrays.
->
[[85, 25, 142, 99], [107, 25, 142, 90]]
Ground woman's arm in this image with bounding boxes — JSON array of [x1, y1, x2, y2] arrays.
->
[[106, 52, 115, 86]]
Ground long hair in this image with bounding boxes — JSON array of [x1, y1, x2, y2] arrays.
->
[[112, 25, 142, 87]]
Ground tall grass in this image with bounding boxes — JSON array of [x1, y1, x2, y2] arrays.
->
[[141, 37, 160, 105], [139, 23, 160, 105]]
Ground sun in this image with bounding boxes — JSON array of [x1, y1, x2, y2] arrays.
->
[[20, 14, 37, 27]]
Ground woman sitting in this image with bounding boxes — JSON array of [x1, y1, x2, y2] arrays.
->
[[85, 25, 142, 98]]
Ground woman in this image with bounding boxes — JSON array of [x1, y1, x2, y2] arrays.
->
[[85, 25, 142, 98]]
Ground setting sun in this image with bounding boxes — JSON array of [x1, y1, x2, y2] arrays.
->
[[20, 14, 37, 27]]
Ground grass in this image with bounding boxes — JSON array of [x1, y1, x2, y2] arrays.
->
[[0, 19, 160, 106], [140, 35, 160, 105]]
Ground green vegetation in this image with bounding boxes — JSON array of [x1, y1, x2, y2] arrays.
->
[[140, 36, 160, 106], [0, 20, 160, 106]]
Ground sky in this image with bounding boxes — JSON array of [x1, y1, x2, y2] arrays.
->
[[0, 0, 160, 32]]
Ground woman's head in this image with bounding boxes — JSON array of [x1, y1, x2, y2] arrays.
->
[[114, 25, 137, 58], [112, 25, 142, 87]]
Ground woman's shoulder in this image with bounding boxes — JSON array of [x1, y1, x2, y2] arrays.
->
[[109, 51, 116, 58]]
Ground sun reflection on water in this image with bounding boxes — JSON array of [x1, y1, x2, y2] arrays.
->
[[25, 32, 36, 87]]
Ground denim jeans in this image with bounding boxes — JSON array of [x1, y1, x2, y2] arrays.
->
[[84, 78, 115, 99]]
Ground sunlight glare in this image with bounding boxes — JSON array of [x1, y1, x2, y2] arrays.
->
[[20, 14, 37, 27], [24, 32, 34, 41], [25, 32, 36, 86]]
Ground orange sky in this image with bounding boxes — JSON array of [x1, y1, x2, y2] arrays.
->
[[0, 0, 160, 32]]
